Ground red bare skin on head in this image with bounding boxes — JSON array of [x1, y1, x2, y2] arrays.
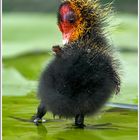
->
[[58, 4, 75, 44], [59, 4, 73, 33]]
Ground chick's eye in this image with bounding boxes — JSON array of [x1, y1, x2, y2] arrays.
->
[[68, 17, 75, 23], [62, 11, 76, 24], [67, 11, 76, 24]]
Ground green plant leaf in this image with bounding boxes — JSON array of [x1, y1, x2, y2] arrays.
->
[[2, 68, 37, 96], [2, 13, 62, 57], [2, 95, 138, 140], [3, 53, 52, 80], [2, 13, 137, 57]]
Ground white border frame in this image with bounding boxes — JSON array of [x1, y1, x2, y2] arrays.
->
[[0, 0, 2, 139], [0, 0, 139, 140], [138, 0, 139, 140]]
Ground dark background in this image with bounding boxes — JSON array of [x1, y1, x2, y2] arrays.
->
[[3, 0, 138, 13]]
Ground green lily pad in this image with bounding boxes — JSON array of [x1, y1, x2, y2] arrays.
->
[[3, 53, 52, 80], [2, 95, 138, 140], [3, 52, 138, 104], [2, 13, 137, 57], [110, 53, 138, 104], [2, 13, 62, 57], [110, 14, 138, 49], [2, 68, 37, 96]]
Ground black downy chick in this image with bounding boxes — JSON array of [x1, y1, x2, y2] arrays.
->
[[33, 0, 121, 128]]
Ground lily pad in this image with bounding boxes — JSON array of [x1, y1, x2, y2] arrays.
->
[[3, 52, 138, 104], [2, 13, 62, 57], [2, 13, 137, 57], [2, 95, 138, 140], [2, 68, 37, 96], [3, 53, 52, 80]]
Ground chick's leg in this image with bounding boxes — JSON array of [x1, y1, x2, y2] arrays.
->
[[75, 114, 85, 128], [33, 103, 47, 125]]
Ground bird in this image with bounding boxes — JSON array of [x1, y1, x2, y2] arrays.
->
[[33, 0, 121, 128]]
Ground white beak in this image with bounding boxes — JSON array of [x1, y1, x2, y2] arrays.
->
[[63, 38, 69, 45]]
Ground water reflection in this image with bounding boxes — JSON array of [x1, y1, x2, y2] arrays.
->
[[37, 124, 48, 140], [65, 123, 119, 130]]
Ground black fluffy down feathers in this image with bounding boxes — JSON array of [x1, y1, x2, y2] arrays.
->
[[38, 44, 120, 118]]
